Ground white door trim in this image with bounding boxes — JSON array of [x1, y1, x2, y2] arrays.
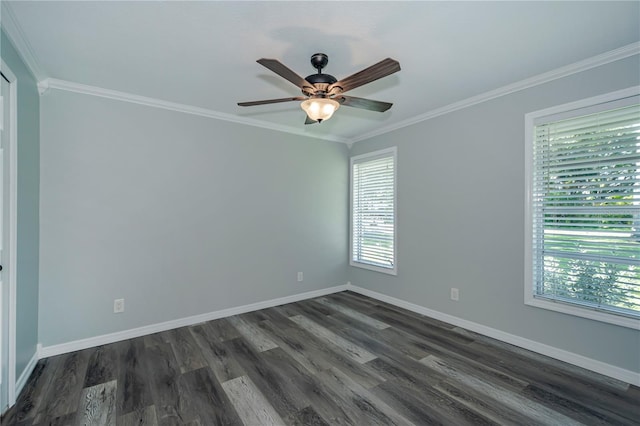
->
[[1, 59, 18, 407]]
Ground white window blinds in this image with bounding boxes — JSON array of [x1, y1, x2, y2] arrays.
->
[[531, 98, 640, 320], [351, 148, 397, 274]]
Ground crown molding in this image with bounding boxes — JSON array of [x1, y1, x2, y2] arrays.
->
[[351, 42, 640, 143], [0, 1, 46, 81], [37, 79, 49, 95], [40, 78, 351, 144]]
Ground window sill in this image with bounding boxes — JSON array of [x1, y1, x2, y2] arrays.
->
[[350, 260, 397, 276], [525, 295, 640, 330]]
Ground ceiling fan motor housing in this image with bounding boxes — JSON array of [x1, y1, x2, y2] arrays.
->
[[305, 74, 337, 85], [304, 53, 338, 97]]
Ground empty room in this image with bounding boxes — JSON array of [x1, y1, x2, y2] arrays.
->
[[1, 1, 639, 425]]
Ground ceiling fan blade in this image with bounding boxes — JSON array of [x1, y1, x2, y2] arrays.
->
[[257, 58, 315, 90], [336, 96, 393, 112], [329, 58, 400, 94], [304, 115, 317, 125], [238, 96, 306, 107]]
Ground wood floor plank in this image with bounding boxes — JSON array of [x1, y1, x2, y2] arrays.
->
[[143, 341, 184, 425], [272, 302, 306, 318], [256, 351, 356, 426], [385, 316, 639, 423], [288, 315, 377, 364], [413, 340, 531, 393], [33, 348, 92, 424], [0, 403, 18, 425], [466, 334, 632, 392], [254, 319, 330, 375], [370, 379, 451, 426], [520, 383, 636, 425], [375, 326, 432, 360], [74, 380, 116, 426], [465, 340, 640, 422], [288, 300, 337, 329], [221, 376, 285, 426], [385, 319, 545, 390], [455, 326, 630, 392], [257, 319, 386, 389], [432, 379, 536, 425], [238, 310, 271, 323], [384, 322, 538, 391], [84, 344, 118, 388], [254, 307, 298, 330], [367, 355, 443, 391], [254, 324, 385, 425], [115, 338, 153, 417], [296, 299, 335, 316], [339, 291, 383, 308], [205, 317, 241, 342], [248, 346, 313, 394], [311, 312, 426, 364], [11, 357, 59, 424], [324, 292, 380, 315], [143, 332, 166, 348], [32, 412, 76, 426], [163, 328, 207, 374], [315, 297, 390, 329], [372, 378, 498, 426], [223, 337, 307, 417], [226, 315, 279, 352], [178, 367, 243, 425], [420, 354, 584, 426], [117, 405, 159, 426], [189, 323, 245, 383], [366, 354, 517, 425], [287, 406, 330, 426], [317, 367, 415, 426], [371, 307, 475, 348], [371, 299, 460, 332]]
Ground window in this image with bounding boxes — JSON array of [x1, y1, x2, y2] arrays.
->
[[525, 87, 640, 328], [350, 147, 397, 275]]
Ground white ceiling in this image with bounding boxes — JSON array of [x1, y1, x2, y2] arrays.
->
[[4, 1, 640, 143]]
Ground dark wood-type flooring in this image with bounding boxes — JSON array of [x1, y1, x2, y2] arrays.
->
[[2, 291, 639, 425]]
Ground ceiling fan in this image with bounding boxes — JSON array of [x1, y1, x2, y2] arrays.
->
[[238, 53, 400, 124]]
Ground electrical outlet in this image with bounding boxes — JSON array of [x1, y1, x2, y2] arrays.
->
[[450, 288, 459, 301], [114, 298, 125, 313], [297, 272, 303, 282]]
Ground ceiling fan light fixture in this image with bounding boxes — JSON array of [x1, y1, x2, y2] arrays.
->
[[301, 98, 340, 123]]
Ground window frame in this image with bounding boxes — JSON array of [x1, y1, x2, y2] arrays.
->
[[350, 147, 398, 276], [524, 86, 640, 330]]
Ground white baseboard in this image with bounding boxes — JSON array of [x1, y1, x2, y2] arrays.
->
[[14, 351, 39, 398], [38, 284, 348, 359], [346, 283, 640, 387]]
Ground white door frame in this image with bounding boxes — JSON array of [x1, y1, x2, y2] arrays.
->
[[1, 59, 18, 408]]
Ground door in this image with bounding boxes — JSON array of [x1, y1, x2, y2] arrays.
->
[[0, 70, 11, 412]]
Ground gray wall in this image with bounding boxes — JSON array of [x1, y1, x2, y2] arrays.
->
[[39, 90, 348, 346], [1, 30, 40, 379], [349, 55, 640, 374]]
